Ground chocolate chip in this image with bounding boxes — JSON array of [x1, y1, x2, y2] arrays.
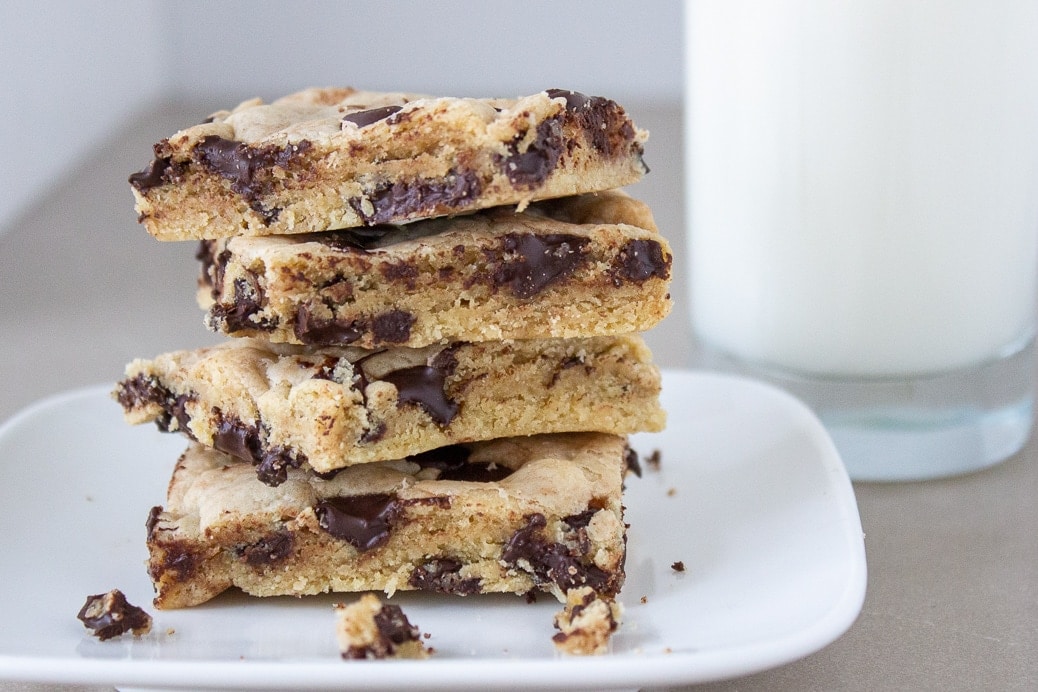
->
[[149, 541, 198, 581], [342, 105, 403, 128], [408, 445, 513, 482], [114, 373, 167, 411], [294, 303, 364, 345], [613, 239, 671, 284], [128, 154, 172, 191], [546, 88, 592, 111], [77, 590, 152, 641], [193, 135, 312, 225], [316, 494, 400, 552], [379, 261, 419, 288], [502, 513, 616, 595], [380, 365, 459, 426], [408, 558, 482, 595], [501, 116, 564, 187], [237, 532, 294, 567], [671, 561, 686, 573], [371, 309, 415, 343], [255, 446, 304, 486], [562, 509, 597, 530], [209, 275, 271, 332], [212, 416, 262, 462], [492, 233, 589, 299], [373, 604, 421, 644], [354, 173, 482, 225], [156, 393, 195, 437]]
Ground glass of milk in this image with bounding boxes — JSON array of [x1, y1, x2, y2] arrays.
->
[[685, 0, 1038, 480]]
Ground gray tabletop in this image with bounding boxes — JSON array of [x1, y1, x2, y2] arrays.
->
[[1, 102, 1035, 691]]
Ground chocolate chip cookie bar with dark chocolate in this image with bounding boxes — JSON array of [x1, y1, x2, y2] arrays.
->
[[197, 190, 672, 349], [114, 335, 664, 484], [146, 433, 633, 610], [129, 87, 648, 241]]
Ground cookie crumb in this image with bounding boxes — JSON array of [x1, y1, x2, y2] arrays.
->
[[77, 589, 152, 641], [667, 487, 677, 497], [552, 586, 623, 656], [640, 595, 648, 604], [646, 449, 662, 471], [335, 594, 430, 660]]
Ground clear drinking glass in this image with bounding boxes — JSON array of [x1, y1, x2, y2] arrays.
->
[[685, 0, 1038, 480]]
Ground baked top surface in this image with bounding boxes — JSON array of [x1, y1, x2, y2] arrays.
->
[[129, 87, 649, 239]]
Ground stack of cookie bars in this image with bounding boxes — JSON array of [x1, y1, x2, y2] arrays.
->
[[114, 87, 672, 656]]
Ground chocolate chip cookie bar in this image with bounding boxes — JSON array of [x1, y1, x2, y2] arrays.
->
[[197, 190, 672, 348], [146, 433, 633, 609], [129, 87, 648, 241], [335, 595, 430, 660], [114, 335, 664, 484]]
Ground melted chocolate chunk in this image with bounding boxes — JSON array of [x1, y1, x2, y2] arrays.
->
[[502, 116, 564, 187], [408, 446, 513, 482], [114, 373, 167, 410], [193, 135, 312, 225], [408, 558, 482, 595], [546, 88, 592, 111], [342, 105, 403, 128], [129, 154, 172, 191], [294, 304, 364, 345], [212, 416, 262, 462], [492, 233, 589, 299], [316, 494, 400, 552], [613, 239, 670, 284], [209, 275, 270, 332], [502, 513, 615, 594], [356, 173, 481, 225], [77, 590, 152, 641], [380, 365, 459, 426], [547, 88, 640, 159], [156, 393, 195, 437], [237, 532, 294, 567], [373, 604, 421, 644], [562, 508, 597, 530], [149, 541, 198, 581], [371, 309, 415, 343], [255, 446, 303, 486]]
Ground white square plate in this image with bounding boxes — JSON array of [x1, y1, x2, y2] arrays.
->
[[0, 370, 866, 689]]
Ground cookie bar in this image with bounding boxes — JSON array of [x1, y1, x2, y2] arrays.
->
[[334, 595, 430, 660], [146, 433, 633, 609], [114, 335, 664, 484], [197, 190, 672, 349], [129, 87, 649, 241]]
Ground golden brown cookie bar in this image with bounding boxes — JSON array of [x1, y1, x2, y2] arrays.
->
[[335, 595, 430, 660], [129, 87, 648, 241], [114, 335, 664, 484], [197, 190, 672, 348], [146, 433, 633, 609]]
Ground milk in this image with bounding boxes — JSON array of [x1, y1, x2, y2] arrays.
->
[[686, 0, 1038, 378]]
